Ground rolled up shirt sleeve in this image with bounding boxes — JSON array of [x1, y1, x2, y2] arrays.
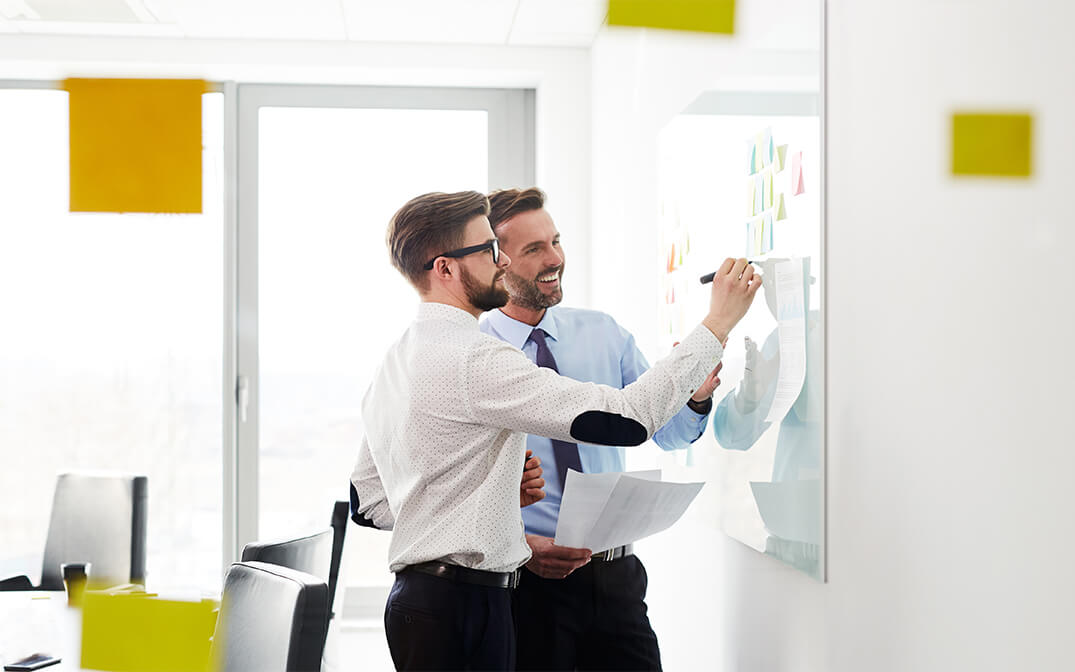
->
[[350, 436, 395, 530]]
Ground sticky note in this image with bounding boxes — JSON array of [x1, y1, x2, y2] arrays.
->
[[775, 193, 788, 220], [746, 216, 765, 256], [608, 0, 735, 34], [81, 591, 218, 672], [951, 112, 1032, 177], [774, 144, 788, 172], [791, 151, 805, 195], [753, 174, 764, 216], [65, 78, 207, 213]]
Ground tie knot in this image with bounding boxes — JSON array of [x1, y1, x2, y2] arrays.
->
[[529, 328, 549, 345]]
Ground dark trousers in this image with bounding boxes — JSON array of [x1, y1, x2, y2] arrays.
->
[[513, 555, 661, 671], [384, 570, 516, 671]]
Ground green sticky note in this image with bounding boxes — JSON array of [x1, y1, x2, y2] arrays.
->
[[951, 112, 1033, 177], [608, 0, 735, 34]]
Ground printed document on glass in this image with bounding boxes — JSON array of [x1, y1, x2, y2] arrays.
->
[[765, 258, 807, 423], [554, 469, 705, 552]]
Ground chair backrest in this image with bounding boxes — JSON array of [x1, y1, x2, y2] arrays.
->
[[327, 501, 349, 619], [210, 561, 329, 672], [39, 472, 147, 590], [240, 529, 332, 584]]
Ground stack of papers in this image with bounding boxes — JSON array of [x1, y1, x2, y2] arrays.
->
[[554, 469, 705, 551]]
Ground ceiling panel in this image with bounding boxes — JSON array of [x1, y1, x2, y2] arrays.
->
[[508, 0, 605, 47], [341, 0, 518, 45], [157, 0, 347, 41]]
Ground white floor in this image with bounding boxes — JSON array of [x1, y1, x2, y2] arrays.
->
[[328, 619, 395, 672]]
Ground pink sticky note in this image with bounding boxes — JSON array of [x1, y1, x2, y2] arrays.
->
[[791, 151, 805, 195]]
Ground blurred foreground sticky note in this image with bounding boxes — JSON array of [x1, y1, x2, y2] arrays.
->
[[951, 112, 1032, 177], [608, 0, 735, 34], [81, 591, 218, 672], [65, 78, 206, 213]]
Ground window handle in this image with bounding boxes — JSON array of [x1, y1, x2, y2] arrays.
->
[[236, 375, 250, 423]]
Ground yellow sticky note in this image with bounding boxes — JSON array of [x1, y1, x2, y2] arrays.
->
[[81, 591, 218, 672], [951, 112, 1032, 178], [65, 78, 207, 213], [608, 0, 735, 34], [775, 193, 788, 220], [774, 144, 788, 172]]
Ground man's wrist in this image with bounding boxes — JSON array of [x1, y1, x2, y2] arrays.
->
[[686, 396, 712, 414], [701, 318, 730, 344]]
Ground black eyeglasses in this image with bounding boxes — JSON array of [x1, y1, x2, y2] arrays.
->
[[423, 239, 500, 270]]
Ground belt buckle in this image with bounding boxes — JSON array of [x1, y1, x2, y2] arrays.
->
[[600, 547, 615, 561], [508, 569, 521, 589]]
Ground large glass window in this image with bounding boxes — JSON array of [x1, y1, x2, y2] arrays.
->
[[256, 106, 489, 589], [0, 89, 224, 591]]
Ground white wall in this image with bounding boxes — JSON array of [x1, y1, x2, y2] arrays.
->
[[0, 34, 592, 302], [591, 1, 1075, 670], [824, 0, 1075, 669]]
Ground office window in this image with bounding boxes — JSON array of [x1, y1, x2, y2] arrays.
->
[[0, 89, 224, 591], [256, 105, 489, 589]]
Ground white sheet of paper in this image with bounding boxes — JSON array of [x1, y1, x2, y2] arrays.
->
[[765, 258, 807, 423], [554, 469, 703, 552]]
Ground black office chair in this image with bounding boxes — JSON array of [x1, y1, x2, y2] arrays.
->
[[0, 472, 147, 591], [210, 561, 330, 672], [240, 529, 332, 587], [327, 500, 349, 620]]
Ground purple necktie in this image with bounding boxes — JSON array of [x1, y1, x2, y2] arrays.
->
[[529, 328, 584, 490]]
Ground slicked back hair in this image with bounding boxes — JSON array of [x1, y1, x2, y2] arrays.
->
[[386, 191, 491, 291], [487, 187, 546, 232]]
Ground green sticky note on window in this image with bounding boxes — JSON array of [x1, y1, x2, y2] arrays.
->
[[608, 0, 735, 34], [951, 113, 1033, 178]]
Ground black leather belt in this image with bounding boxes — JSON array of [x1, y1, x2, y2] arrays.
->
[[401, 561, 521, 589], [591, 543, 634, 562]]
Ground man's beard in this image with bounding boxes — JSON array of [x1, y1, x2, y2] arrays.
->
[[461, 266, 509, 312], [503, 265, 564, 311]]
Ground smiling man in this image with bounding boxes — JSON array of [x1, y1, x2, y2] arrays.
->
[[351, 190, 757, 671], [480, 187, 723, 671]]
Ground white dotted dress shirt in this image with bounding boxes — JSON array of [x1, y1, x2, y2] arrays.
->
[[351, 302, 724, 574]]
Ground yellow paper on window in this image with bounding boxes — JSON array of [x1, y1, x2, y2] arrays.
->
[[608, 0, 735, 35], [951, 112, 1032, 178], [65, 78, 207, 213]]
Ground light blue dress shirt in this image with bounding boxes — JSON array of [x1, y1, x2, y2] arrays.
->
[[480, 306, 710, 539]]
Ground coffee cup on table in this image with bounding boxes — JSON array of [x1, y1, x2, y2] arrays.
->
[[61, 562, 91, 607]]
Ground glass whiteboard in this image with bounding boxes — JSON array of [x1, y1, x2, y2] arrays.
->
[[656, 93, 824, 580]]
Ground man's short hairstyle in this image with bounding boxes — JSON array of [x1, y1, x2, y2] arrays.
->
[[386, 191, 491, 290], [487, 187, 546, 232]]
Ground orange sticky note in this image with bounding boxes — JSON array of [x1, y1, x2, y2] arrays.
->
[[608, 0, 735, 35], [65, 78, 206, 213], [951, 112, 1033, 178]]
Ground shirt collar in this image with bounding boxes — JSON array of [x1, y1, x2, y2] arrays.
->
[[484, 307, 560, 349], [417, 301, 479, 328]]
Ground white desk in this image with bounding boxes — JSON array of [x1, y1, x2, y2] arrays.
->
[[0, 591, 80, 670]]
